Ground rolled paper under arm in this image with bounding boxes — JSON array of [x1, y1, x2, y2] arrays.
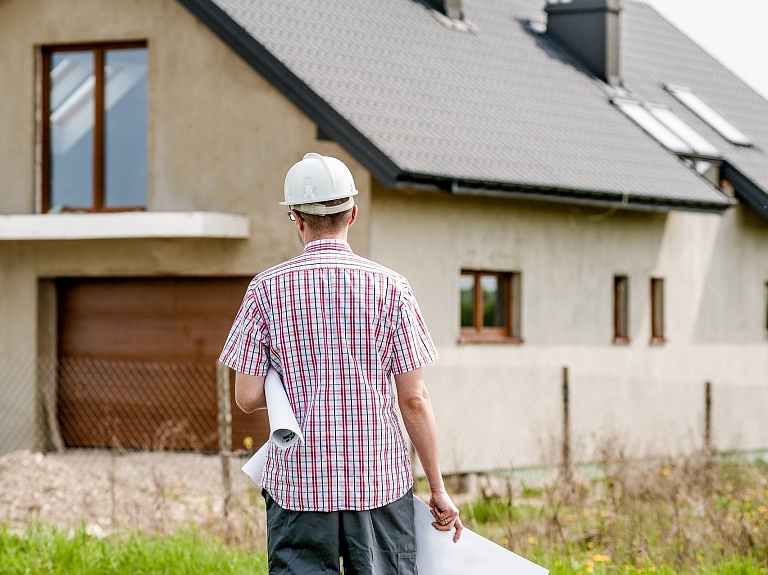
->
[[265, 367, 303, 447]]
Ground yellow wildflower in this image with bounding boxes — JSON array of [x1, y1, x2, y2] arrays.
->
[[528, 537, 537, 545], [594, 554, 611, 563]]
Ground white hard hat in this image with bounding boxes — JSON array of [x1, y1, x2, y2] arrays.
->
[[280, 153, 358, 216]]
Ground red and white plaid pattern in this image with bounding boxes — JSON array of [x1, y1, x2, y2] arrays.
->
[[220, 239, 437, 511]]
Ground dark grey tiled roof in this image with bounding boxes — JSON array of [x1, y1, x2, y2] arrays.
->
[[621, 1, 768, 214], [182, 0, 754, 211]]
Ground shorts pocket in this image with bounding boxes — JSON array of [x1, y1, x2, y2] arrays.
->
[[397, 552, 417, 575]]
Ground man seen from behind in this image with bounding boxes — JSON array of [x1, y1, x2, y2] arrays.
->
[[220, 153, 462, 575]]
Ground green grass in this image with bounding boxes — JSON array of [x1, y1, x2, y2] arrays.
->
[[0, 526, 267, 575]]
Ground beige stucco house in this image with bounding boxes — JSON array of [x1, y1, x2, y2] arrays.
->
[[1, 0, 766, 472]]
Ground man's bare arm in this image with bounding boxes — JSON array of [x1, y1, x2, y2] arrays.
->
[[234, 372, 267, 413], [395, 368, 463, 542]]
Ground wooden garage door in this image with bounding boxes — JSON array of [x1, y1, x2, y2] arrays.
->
[[56, 277, 269, 451]]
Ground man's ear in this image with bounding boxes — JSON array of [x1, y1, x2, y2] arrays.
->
[[294, 210, 306, 232], [349, 205, 358, 227]]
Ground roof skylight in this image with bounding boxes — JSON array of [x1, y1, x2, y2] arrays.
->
[[644, 104, 721, 158], [613, 99, 721, 158], [665, 85, 753, 146]]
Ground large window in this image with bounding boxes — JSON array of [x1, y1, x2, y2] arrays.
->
[[42, 42, 147, 212], [650, 278, 665, 344], [460, 270, 521, 343], [613, 275, 629, 343]]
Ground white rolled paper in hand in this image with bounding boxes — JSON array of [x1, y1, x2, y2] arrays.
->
[[413, 497, 548, 575], [265, 367, 303, 447]]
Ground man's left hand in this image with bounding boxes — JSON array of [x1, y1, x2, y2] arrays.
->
[[429, 489, 463, 542]]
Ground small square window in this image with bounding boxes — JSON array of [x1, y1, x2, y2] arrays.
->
[[613, 275, 629, 343], [764, 282, 768, 338], [650, 277, 665, 344], [459, 270, 521, 343]]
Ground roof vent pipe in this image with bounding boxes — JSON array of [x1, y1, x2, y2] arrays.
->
[[421, 0, 463, 20], [545, 0, 621, 85]]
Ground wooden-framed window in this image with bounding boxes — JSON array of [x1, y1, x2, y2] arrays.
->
[[459, 270, 522, 343], [41, 41, 148, 213], [613, 275, 629, 343], [650, 277, 665, 344]]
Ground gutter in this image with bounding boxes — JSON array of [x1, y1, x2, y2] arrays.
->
[[396, 173, 736, 214]]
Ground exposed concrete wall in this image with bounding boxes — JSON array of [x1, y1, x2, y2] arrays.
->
[[371, 184, 768, 472], [0, 0, 372, 453]]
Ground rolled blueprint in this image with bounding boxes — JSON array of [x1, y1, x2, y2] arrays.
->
[[241, 441, 269, 484], [265, 367, 303, 447], [413, 497, 548, 575], [242, 367, 302, 486], [241, 370, 549, 575]]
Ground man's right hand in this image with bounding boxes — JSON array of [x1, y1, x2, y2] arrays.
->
[[428, 489, 463, 542]]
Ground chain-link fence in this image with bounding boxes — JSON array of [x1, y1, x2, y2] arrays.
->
[[1, 355, 767, 537], [0, 356, 267, 543]]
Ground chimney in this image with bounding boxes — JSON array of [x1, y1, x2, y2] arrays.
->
[[422, 0, 463, 20], [545, 0, 621, 85]]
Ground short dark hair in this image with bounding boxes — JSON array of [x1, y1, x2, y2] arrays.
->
[[296, 197, 353, 234]]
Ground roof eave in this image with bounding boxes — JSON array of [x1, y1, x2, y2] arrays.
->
[[395, 173, 736, 214], [721, 163, 768, 221], [176, 0, 403, 187]]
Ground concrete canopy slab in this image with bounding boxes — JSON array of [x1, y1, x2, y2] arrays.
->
[[0, 212, 250, 240]]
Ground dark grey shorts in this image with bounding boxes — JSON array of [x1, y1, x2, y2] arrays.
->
[[263, 489, 417, 575]]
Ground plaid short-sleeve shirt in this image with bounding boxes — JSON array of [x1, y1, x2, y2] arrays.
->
[[220, 239, 438, 511]]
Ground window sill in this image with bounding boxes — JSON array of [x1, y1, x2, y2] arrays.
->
[[0, 212, 250, 240], [458, 334, 524, 345], [613, 336, 631, 345]]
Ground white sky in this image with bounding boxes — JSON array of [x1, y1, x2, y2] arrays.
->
[[642, 0, 768, 100]]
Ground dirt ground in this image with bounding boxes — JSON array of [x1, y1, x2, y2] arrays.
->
[[0, 449, 267, 546]]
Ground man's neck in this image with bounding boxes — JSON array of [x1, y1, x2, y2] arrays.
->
[[301, 231, 348, 246]]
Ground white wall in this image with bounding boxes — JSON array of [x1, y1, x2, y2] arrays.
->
[[371, 184, 768, 472]]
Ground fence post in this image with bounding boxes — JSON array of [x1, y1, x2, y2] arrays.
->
[[561, 366, 572, 486], [216, 361, 233, 519], [704, 381, 713, 455]]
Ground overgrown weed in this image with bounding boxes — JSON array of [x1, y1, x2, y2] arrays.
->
[[461, 445, 768, 574]]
